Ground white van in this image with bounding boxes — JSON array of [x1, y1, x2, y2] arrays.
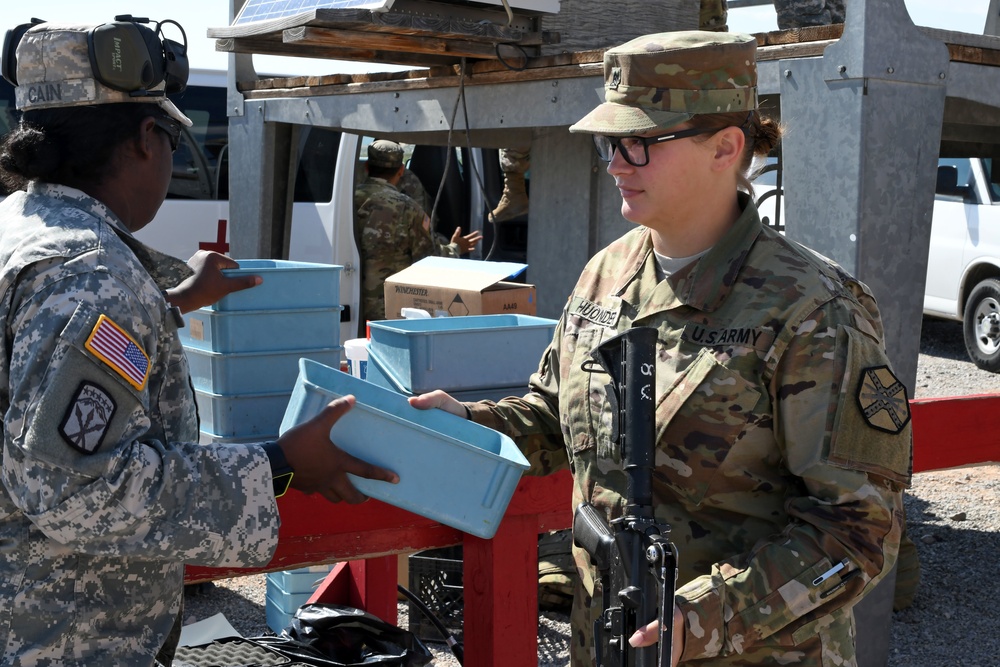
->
[[754, 156, 1000, 372], [0, 70, 514, 343]]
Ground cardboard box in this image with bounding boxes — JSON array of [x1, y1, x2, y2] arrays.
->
[[383, 257, 536, 318]]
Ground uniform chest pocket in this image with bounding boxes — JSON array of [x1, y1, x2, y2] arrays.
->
[[653, 348, 762, 507]]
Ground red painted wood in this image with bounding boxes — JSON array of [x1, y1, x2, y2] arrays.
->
[[184, 471, 573, 667], [311, 558, 398, 624], [910, 395, 1000, 473], [463, 514, 539, 666]]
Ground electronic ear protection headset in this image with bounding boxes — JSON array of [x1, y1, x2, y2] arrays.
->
[[2, 15, 188, 96]]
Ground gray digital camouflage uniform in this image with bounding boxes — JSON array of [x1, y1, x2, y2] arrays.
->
[[468, 196, 910, 666], [0, 183, 280, 666]]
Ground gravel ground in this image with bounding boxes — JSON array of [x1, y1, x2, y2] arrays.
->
[[183, 316, 1000, 666]]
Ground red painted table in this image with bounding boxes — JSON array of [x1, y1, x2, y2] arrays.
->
[[186, 469, 573, 665], [185, 395, 1000, 665]]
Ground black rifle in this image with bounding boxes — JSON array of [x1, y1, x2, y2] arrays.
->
[[573, 327, 678, 667]]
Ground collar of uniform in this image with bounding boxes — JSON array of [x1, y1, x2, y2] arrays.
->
[[27, 181, 195, 291], [367, 176, 399, 191], [666, 192, 762, 313], [622, 193, 763, 318]]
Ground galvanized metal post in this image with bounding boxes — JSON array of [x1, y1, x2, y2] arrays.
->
[[778, 1, 949, 664], [779, 0, 948, 393]]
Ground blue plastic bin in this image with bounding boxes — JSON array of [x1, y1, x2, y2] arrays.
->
[[180, 306, 343, 353], [280, 358, 529, 539], [208, 260, 342, 312], [265, 564, 336, 632], [367, 315, 556, 393], [185, 346, 342, 395], [195, 389, 291, 439], [366, 348, 524, 403]]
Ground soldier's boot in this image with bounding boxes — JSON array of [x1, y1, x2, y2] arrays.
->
[[491, 172, 529, 222]]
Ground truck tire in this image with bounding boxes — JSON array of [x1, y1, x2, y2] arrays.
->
[[963, 278, 1000, 372]]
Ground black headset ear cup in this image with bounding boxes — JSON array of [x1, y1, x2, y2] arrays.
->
[[161, 38, 188, 95], [2, 20, 44, 86], [87, 21, 164, 92]]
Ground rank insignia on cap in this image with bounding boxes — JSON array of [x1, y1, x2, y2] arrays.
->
[[60, 382, 117, 455], [85, 314, 150, 391], [856, 365, 910, 434]]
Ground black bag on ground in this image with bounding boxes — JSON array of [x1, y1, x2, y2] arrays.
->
[[253, 603, 432, 667]]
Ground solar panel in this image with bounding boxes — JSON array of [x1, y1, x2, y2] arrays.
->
[[234, 0, 395, 25]]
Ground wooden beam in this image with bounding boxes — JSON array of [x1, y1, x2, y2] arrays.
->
[[284, 26, 502, 60]]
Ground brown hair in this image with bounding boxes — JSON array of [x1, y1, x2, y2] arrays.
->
[[688, 111, 782, 195]]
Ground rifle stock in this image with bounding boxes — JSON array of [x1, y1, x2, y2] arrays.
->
[[573, 327, 678, 667]]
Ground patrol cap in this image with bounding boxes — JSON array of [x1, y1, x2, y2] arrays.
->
[[367, 139, 404, 169], [570, 30, 758, 137], [12, 22, 192, 126]]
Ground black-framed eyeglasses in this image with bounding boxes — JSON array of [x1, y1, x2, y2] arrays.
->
[[152, 116, 182, 153], [593, 127, 718, 167]]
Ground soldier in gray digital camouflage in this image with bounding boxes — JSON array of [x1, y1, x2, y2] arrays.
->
[[413, 30, 911, 666], [355, 139, 480, 327], [0, 18, 397, 667]]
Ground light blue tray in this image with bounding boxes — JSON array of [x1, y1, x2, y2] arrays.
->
[[280, 358, 529, 539], [185, 346, 342, 395], [366, 347, 524, 403], [196, 389, 290, 439], [180, 306, 343, 353], [367, 314, 555, 394], [208, 259, 343, 312]]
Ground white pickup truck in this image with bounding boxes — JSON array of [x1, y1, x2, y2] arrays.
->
[[755, 156, 1000, 372]]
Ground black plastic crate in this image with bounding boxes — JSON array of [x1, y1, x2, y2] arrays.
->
[[406, 546, 464, 640]]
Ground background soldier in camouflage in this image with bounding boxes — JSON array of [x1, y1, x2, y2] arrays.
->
[[396, 163, 483, 254], [0, 20, 396, 666], [355, 140, 480, 327], [414, 31, 910, 666]]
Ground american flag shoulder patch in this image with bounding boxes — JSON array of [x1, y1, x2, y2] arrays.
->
[[85, 314, 150, 391]]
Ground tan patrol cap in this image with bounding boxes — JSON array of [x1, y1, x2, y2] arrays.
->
[[570, 30, 758, 137], [13, 22, 192, 126]]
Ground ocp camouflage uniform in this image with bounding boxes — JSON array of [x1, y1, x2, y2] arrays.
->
[[0, 183, 280, 665], [395, 168, 463, 257], [355, 176, 436, 322], [468, 196, 910, 665]]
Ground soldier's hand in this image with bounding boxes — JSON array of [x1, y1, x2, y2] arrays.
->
[[408, 390, 469, 418], [276, 396, 399, 504], [628, 605, 684, 667], [165, 250, 261, 313], [450, 227, 483, 254]]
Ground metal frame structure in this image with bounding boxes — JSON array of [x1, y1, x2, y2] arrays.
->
[[216, 0, 1000, 664]]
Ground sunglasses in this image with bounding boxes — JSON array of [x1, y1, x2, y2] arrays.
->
[[593, 127, 718, 167], [152, 116, 182, 152]]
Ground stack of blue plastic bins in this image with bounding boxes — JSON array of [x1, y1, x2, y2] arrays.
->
[[179, 259, 344, 445], [264, 563, 335, 633], [364, 314, 556, 636], [365, 314, 558, 404]]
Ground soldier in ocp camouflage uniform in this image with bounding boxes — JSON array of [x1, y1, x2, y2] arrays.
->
[[355, 140, 480, 326], [0, 20, 397, 667], [414, 31, 910, 666]]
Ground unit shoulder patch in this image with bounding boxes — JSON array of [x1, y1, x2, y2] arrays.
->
[[84, 314, 150, 391], [60, 381, 117, 455], [856, 365, 910, 434]]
